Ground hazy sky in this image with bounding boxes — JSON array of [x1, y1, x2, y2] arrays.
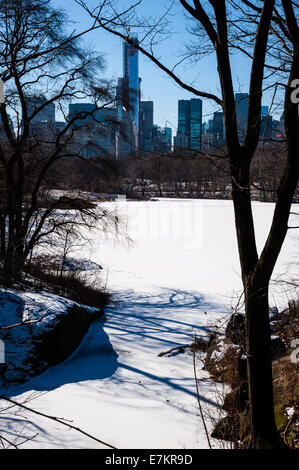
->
[[53, 0, 280, 131]]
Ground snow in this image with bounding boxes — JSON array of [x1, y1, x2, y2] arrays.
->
[[0, 199, 298, 449], [209, 337, 238, 362], [286, 407, 295, 418], [0, 290, 98, 384]]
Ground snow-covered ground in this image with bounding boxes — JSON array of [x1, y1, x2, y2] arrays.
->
[[0, 199, 298, 449]]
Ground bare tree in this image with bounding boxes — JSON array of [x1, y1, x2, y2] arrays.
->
[[0, 0, 117, 285], [78, 0, 299, 448]]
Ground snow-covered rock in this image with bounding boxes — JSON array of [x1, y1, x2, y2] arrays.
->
[[0, 289, 102, 385]]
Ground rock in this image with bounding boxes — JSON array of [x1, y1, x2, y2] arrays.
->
[[225, 311, 283, 347], [204, 334, 240, 382], [271, 336, 287, 360], [225, 313, 245, 346], [204, 335, 222, 370], [3, 303, 104, 384], [222, 390, 236, 413], [222, 382, 249, 414], [35, 305, 103, 367]]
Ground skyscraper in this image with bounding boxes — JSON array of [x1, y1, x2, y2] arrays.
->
[[213, 111, 224, 146], [139, 101, 153, 136], [178, 100, 190, 141], [69, 103, 116, 157], [152, 125, 172, 153], [176, 98, 202, 150], [116, 35, 141, 157], [260, 115, 273, 140], [235, 92, 249, 140], [162, 127, 172, 153], [69, 103, 97, 128], [190, 99, 202, 150], [123, 36, 140, 135], [116, 77, 136, 158], [139, 101, 154, 152], [24, 95, 55, 139], [261, 105, 269, 117], [27, 96, 55, 125]]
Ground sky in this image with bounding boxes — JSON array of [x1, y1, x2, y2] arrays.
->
[[53, 0, 281, 131]]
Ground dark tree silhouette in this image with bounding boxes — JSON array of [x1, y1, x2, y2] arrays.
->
[[0, 0, 116, 284]]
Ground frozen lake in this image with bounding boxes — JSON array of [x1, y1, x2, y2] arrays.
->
[[1, 199, 297, 448]]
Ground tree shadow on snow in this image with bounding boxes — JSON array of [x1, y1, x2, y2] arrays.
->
[[3, 287, 227, 412], [106, 287, 224, 347]]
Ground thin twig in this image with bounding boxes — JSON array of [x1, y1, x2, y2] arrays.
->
[[0, 316, 45, 330], [192, 335, 212, 449], [0, 396, 117, 449], [0, 434, 18, 449]]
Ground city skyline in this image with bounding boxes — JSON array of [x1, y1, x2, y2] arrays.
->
[[20, 4, 284, 158], [52, 0, 283, 133], [19, 55, 283, 160]]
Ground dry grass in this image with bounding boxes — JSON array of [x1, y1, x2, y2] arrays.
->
[[272, 299, 299, 347], [23, 259, 110, 311], [271, 301, 299, 448], [208, 342, 241, 388]]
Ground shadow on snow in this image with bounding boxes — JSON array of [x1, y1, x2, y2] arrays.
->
[[2, 288, 226, 411]]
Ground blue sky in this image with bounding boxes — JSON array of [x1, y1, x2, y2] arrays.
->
[[53, 0, 281, 131]]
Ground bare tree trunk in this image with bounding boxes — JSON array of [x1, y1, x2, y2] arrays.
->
[[230, 155, 284, 448], [245, 279, 284, 448]]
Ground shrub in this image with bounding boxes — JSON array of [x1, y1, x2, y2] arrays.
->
[[24, 259, 110, 310]]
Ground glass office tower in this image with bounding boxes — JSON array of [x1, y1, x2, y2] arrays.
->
[[261, 105, 269, 117], [139, 101, 154, 152], [139, 101, 153, 136], [68, 103, 116, 157], [177, 98, 202, 150], [116, 35, 140, 158], [235, 92, 249, 141], [190, 98, 202, 150], [24, 96, 55, 139], [123, 35, 140, 138], [213, 111, 225, 145], [178, 100, 190, 138]]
